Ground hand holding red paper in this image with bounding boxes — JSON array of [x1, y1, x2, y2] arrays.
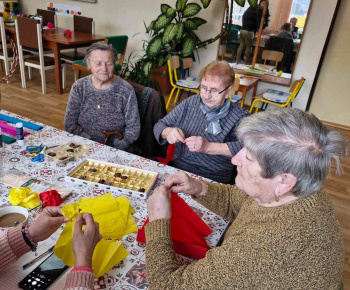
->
[[147, 185, 172, 222], [163, 127, 185, 144], [28, 207, 70, 243], [165, 171, 208, 197], [73, 213, 102, 268]]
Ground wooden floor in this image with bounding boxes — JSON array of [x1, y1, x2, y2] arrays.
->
[[1, 67, 350, 289]]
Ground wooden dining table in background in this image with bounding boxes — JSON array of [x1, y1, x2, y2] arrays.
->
[[5, 25, 105, 94]]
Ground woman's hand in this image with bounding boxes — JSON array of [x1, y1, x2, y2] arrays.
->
[[28, 207, 70, 243], [73, 213, 102, 268], [185, 136, 210, 153], [147, 185, 172, 222], [164, 171, 208, 197], [161, 127, 185, 144]]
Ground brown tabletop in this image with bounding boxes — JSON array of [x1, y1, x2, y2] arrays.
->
[[5, 25, 105, 94], [234, 74, 259, 106]]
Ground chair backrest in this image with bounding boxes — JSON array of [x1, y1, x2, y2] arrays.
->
[[168, 55, 180, 85], [16, 17, 41, 50], [104, 35, 128, 66], [287, 77, 305, 104], [37, 9, 55, 26], [73, 15, 94, 34], [226, 28, 238, 43], [232, 76, 240, 92], [0, 13, 7, 47], [262, 50, 284, 62]]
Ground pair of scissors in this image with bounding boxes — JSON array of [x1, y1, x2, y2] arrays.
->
[[31, 146, 46, 162], [26, 144, 43, 155]]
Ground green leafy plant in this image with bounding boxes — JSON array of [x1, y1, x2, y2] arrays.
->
[[123, 0, 258, 89]]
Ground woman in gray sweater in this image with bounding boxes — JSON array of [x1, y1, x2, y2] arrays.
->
[[65, 42, 140, 151], [154, 61, 250, 183]]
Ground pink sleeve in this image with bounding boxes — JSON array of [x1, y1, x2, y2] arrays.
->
[[64, 270, 95, 290], [0, 226, 31, 272]]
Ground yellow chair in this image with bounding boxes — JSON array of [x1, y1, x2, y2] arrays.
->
[[166, 55, 199, 109], [261, 50, 284, 70], [250, 77, 305, 113], [228, 76, 243, 105]]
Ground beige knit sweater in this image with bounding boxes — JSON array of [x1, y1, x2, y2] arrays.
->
[[145, 183, 344, 289]]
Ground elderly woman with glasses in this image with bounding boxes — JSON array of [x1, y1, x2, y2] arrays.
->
[[153, 61, 250, 183], [147, 108, 348, 289], [65, 42, 140, 151]]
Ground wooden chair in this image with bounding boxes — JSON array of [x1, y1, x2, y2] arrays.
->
[[60, 15, 95, 62], [15, 17, 66, 94], [72, 35, 128, 81], [219, 27, 239, 61], [37, 9, 57, 27], [249, 77, 305, 113], [261, 50, 284, 69], [166, 55, 199, 109], [229, 76, 243, 106]]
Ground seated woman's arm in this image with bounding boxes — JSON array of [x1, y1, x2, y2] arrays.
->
[[64, 82, 91, 139], [110, 89, 140, 150]]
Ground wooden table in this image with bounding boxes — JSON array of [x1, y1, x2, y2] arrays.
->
[[234, 74, 259, 106], [5, 26, 105, 94]]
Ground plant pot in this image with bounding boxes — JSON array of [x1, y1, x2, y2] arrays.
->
[[149, 64, 172, 94]]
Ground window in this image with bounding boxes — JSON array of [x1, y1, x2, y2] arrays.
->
[[231, 2, 250, 26], [289, 0, 311, 29]]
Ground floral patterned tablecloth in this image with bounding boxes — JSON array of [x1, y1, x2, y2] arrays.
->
[[0, 110, 228, 290]]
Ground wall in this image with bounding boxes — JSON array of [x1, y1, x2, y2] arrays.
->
[[21, 0, 226, 76], [308, 0, 350, 127]]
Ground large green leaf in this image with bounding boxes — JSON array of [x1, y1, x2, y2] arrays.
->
[[166, 7, 176, 17], [157, 55, 165, 67], [248, 0, 258, 8], [235, 0, 246, 7], [143, 61, 153, 77], [153, 14, 174, 30], [200, 0, 211, 8], [162, 24, 178, 45], [176, 0, 188, 12], [146, 35, 163, 57], [190, 17, 207, 27], [184, 19, 198, 30], [181, 35, 196, 57], [161, 4, 171, 13], [175, 22, 184, 42], [146, 21, 154, 33], [183, 3, 201, 18]]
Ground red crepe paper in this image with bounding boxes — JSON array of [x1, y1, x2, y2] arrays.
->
[[137, 193, 212, 259], [39, 189, 63, 207], [156, 144, 175, 165], [64, 29, 72, 37], [47, 22, 54, 29]]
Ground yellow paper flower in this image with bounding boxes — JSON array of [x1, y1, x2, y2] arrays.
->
[[61, 204, 78, 219], [8, 187, 32, 206], [21, 192, 41, 209]]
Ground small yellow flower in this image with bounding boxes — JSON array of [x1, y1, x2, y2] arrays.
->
[[8, 187, 31, 206], [61, 204, 78, 219], [21, 192, 41, 209]]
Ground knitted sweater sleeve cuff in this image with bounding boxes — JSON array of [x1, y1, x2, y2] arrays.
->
[[64, 270, 95, 290], [145, 219, 171, 243], [153, 122, 168, 145], [7, 226, 31, 259]]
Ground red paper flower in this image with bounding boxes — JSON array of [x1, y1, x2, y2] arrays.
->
[[39, 190, 63, 207], [64, 29, 72, 37], [47, 22, 54, 29]]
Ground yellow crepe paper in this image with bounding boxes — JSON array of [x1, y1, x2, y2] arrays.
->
[[54, 193, 137, 277], [8, 187, 41, 209]]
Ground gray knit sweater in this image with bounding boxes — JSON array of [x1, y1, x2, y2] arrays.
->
[[65, 76, 140, 150], [154, 95, 250, 183]]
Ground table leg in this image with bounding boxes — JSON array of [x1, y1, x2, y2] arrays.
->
[[50, 42, 63, 94], [252, 82, 258, 98], [241, 87, 247, 107]]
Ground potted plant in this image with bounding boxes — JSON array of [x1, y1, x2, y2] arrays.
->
[[122, 0, 258, 93]]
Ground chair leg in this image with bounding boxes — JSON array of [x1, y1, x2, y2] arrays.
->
[[74, 69, 78, 82], [166, 87, 177, 109], [62, 64, 66, 90], [5, 60, 10, 84], [174, 89, 183, 104], [173, 89, 181, 104], [40, 69, 46, 94], [28, 66, 32, 80]]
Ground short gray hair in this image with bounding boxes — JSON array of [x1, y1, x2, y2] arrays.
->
[[84, 42, 118, 64], [236, 108, 348, 197], [280, 22, 292, 32]]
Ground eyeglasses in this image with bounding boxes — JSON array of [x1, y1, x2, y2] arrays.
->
[[199, 85, 230, 97]]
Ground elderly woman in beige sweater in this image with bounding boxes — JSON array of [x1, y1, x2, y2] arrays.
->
[[146, 108, 347, 289]]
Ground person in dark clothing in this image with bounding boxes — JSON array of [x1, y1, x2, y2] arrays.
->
[[277, 23, 293, 39], [236, 0, 270, 64], [290, 17, 299, 39]]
